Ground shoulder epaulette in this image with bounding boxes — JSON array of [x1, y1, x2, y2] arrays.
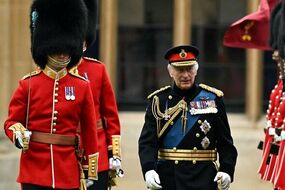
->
[[199, 83, 224, 97], [69, 66, 87, 81], [147, 86, 171, 99], [83, 57, 102, 64], [22, 70, 41, 80]]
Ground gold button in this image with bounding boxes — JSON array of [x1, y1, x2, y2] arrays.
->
[[173, 147, 177, 151], [54, 93, 58, 97], [54, 111, 58, 114], [53, 117, 57, 120], [196, 133, 200, 138], [174, 160, 179, 164], [168, 95, 172, 100], [54, 99, 58, 103], [52, 128, 56, 132], [53, 122, 56, 126], [193, 147, 197, 151], [55, 87, 59, 91], [170, 121, 174, 125], [193, 160, 196, 164], [198, 120, 202, 124]]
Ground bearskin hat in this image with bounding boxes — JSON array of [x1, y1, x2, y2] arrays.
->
[[278, 0, 285, 58], [83, 0, 98, 48], [30, 0, 88, 69], [269, 2, 281, 50]]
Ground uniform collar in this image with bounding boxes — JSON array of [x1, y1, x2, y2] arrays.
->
[[172, 83, 197, 97], [43, 66, 68, 80]]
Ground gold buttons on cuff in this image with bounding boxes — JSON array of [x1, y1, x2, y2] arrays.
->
[[193, 147, 197, 151], [196, 133, 200, 138], [170, 121, 174, 125], [198, 120, 202, 124], [192, 160, 196, 164], [168, 95, 172, 100], [173, 147, 177, 151], [174, 160, 179, 164]]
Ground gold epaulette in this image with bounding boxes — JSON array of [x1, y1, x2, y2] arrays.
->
[[83, 56, 102, 64], [147, 86, 171, 99], [69, 66, 87, 81], [22, 70, 41, 80], [199, 83, 224, 97]]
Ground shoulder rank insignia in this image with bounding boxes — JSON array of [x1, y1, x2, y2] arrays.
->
[[199, 83, 224, 97], [22, 70, 41, 80], [147, 86, 171, 99], [69, 66, 87, 81], [83, 57, 102, 64]]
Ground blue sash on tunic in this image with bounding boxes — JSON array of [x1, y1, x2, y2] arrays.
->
[[162, 90, 216, 149]]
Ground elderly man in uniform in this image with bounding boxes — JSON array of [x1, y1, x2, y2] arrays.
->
[[77, 0, 123, 189], [3, 0, 99, 189], [138, 45, 238, 190]]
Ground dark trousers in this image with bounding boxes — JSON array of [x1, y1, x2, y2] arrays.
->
[[21, 183, 79, 190], [87, 171, 109, 190]]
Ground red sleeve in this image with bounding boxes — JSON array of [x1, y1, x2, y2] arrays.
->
[[80, 82, 98, 157], [100, 65, 121, 147], [4, 80, 28, 142]]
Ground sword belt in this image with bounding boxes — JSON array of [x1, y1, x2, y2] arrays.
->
[[158, 148, 217, 161], [31, 131, 76, 146]]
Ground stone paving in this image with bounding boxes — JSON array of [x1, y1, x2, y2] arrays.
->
[[0, 112, 276, 190]]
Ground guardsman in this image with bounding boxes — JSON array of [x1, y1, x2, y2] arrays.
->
[[77, 0, 122, 189], [257, 2, 283, 183], [3, 0, 99, 189], [257, 3, 285, 189], [138, 45, 238, 190], [270, 1, 285, 189]]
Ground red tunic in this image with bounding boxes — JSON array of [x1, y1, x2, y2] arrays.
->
[[258, 80, 282, 179], [4, 67, 98, 189], [77, 57, 121, 172]]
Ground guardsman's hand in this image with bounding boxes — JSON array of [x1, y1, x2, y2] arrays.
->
[[15, 130, 32, 151], [145, 170, 162, 189], [85, 179, 94, 188], [109, 157, 122, 170], [214, 172, 231, 190], [109, 157, 124, 177]]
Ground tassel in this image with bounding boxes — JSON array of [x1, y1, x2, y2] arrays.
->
[[78, 161, 87, 190], [80, 169, 87, 190]]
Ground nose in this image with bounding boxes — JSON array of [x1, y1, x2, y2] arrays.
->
[[58, 53, 67, 58], [181, 69, 190, 76]]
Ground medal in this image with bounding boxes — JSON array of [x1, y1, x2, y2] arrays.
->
[[83, 72, 89, 80], [65, 86, 75, 101], [65, 86, 71, 100], [70, 87, 75, 100]]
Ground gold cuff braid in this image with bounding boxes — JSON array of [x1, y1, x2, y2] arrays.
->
[[8, 123, 26, 143], [112, 135, 121, 159], [88, 152, 99, 180]]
